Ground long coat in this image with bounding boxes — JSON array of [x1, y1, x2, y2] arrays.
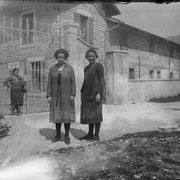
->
[[80, 62, 104, 124], [46, 63, 76, 123], [3, 75, 26, 106]]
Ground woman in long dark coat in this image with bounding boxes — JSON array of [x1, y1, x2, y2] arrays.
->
[[3, 68, 26, 115], [46, 49, 76, 145], [80, 48, 104, 141]]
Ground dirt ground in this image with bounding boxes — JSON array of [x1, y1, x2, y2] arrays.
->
[[0, 102, 180, 180]]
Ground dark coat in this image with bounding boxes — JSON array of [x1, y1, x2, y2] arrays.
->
[[80, 62, 104, 124], [46, 63, 76, 123], [3, 75, 26, 106]]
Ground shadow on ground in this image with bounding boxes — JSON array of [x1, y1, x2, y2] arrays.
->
[[70, 128, 87, 139], [39, 127, 87, 143], [39, 128, 57, 142]]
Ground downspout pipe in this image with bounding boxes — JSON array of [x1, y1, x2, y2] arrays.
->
[[104, 19, 121, 53]]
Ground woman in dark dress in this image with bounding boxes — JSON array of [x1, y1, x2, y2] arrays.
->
[[80, 48, 104, 141], [3, 68, 26, 115], [46, 49, 76, 145]]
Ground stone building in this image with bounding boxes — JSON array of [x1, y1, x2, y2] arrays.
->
[[0, 2, 180, 115], [105, 21, 180, 104], [0, 2, 120, 114]]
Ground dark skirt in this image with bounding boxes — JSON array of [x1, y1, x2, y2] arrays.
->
[[80, 91, 103, 124], [10, 86, 23, 106]]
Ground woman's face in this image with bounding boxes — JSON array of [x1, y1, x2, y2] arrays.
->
[[87, 52, 96, 65], [13, 70, 19, 77], [56, 53, 65, 65]]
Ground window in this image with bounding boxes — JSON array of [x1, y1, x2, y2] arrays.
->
[[129, 68, 135, 79], [149, 39, 154, 53], [169, 72, 173, 79], [22, 12, 34, 45], [74, 13, 93, 45], [149, 70, 154, 79], [28, 58, 46, 92], [157, 71, 161, 79]]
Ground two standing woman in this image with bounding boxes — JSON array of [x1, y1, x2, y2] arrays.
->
[[46, 48, 104, 144]]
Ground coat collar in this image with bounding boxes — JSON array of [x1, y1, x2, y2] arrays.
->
[[55, 63, 67, 69]]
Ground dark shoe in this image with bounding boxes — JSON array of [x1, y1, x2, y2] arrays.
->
[[65, 136, 70, 145], [53, 135, 61, 142], [91, 135, 100, 141], [79, 134, 93, 141]]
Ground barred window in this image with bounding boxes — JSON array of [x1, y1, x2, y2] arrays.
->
[[28, 59, 46, 92]]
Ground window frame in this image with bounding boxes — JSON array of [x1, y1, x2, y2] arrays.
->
[[149, 70, 154, 79], [129, 68, 135, 79], [169, 72, 173, 79], [20, 10, 35, 46], [74, 12, 94, 45], [157, 71, 161, 79], [27, 57, 45, 93]]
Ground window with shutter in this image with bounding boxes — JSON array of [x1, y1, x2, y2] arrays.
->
[[88, 17, 94, 45], [74, 13, 80, 35], [80, 16, 88, 41], [74, 13, 93, 45]]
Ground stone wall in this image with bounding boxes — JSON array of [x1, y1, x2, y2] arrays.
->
[[128, 49, 180, 80], [128, 79, 180, 103]]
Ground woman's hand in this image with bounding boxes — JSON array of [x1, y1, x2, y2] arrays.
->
[[47, 97, 52, 104], [96, 93, 101, 102], [69, 96, 75, 106]]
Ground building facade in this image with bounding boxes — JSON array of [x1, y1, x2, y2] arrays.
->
[[0, 2, 180, 115], [105, 21, 180, 104], [0, 2, 119, 114]]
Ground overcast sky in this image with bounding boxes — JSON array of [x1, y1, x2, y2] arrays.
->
[[115, 3, 180, 38]]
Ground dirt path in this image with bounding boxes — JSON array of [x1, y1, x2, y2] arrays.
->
[[0, 102, 180, 179]]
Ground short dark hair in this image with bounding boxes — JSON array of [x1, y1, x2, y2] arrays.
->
[[12, 68, 19, 75], [54, 49, 69, 60], [85, 48, 98, 59]]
